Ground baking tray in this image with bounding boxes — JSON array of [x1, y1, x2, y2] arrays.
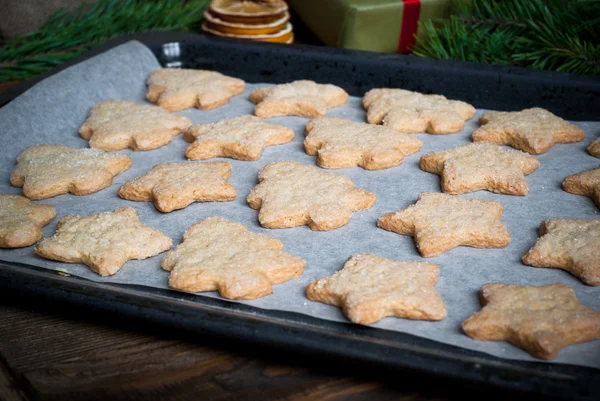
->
[[1, 32, 599, 400]]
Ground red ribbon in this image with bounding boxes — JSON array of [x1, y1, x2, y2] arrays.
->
[[397, 0, 421, 53]]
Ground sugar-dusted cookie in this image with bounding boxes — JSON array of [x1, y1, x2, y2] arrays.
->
[[10, 145, 131, 200], [247, 161, 376, 231], [35, 207, 172, 276], [472, 108, 585, 154], [462, 283, 600, 360], [362, 88, 475, 134], [118, 162, 236, 213], [420, 142, 539, 195], [589, 138, 600, 157], [306, 254, 446, 325], [304, 117, 423, 170], [522, 218, 600, 286], [79, 100, 192, 151], [378, 192, 510, 257], [146, 68, 245, 111], [0, 194, 56, 248], [162, 217, 305, 299], [249, 80, 348, 118], [184, 115, 294, 161], [563, 166, 600, 209]]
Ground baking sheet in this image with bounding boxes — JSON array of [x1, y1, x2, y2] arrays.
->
[[0, 40, 599, 368]]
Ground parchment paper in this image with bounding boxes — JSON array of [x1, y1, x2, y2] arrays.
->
[[1, 41, 599, 368]]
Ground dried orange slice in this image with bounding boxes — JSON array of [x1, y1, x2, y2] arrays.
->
[[202, 22, 294, 44], [209, 0, 288, 25], [203, 9, 289, 35]]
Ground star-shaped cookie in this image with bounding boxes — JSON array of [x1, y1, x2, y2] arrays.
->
[[472, 108, 585, 154], [462, 283, 600, 360], [184, 115, 295, 161], [522, 219, 600, 286], [146, 68, 245, 111], [79, 100, 192, 151], [304, 117, 423, 170], [0, 194, 56, 248], [563, 166, 600, 210], [589, 138, 600, 157], [378, 192, 510, 257], [118, 162, 236, 213], [10, 144, 131, 200], [35, 207, 172, 276], [247, 161, 376, 231], [362, 88, 475, 134], [162, 217, 305, 300], [249, 80, 349, 118], [306, 254, 446, 325], [420, 142, 539, 195]]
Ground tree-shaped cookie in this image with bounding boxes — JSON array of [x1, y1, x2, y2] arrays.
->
[[306, 254, 446, 325], [522, 218, 600, 286], [362, 88, 475, 134], [184, 115, 294, 161], [10, 144, 131, 200], [563, 166, 600, 209], [146, 68, 245, 111], [589, 138, 600, 157], [462, 283, 600, 360], [118, 162, 236, 213], [162, 217, 305, 299], [0, 194, 56, 248], [249, 80, 349, 118], [79, 100, 192, 151], [304, 117, 423, 170], [378, 192, 510, 257], [35, 207, 172, 276], [472, 108, 585, 154], [247, 161, 376, 231], [420, 142, 539, 195]]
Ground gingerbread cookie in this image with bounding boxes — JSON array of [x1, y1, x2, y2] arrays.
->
[[146, 68, 245, 111], [589, 138, 600, 157], [35, 207, 172, 276], [563, 166, 600, 209], [10, 145, 131, 200], [304, 117, 423, 170], [378, 192, 510, 257], [306, 254, 446, 325], [362, 88, 475, 134], [420, 142, 539, 195], [162, 217, 305, 299], [472, 108, 585, 154], [0, 194, 56, 248], [462, 283, 600, 360], [249, 80, 348, 118], [522, 219, 600, 286], [247, 161, 376, 231], [118, 162, 236, 213], [184, 115, 294, 161], [79, 100, 192, 151]]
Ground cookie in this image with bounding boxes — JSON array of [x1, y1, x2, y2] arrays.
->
[[472, 108, 585, 154], [0, 194, 56, 248], [304, 117, 423, 170], [79, 100, 192, 151], [10, 144, 131, 200], [362, 88, 475, 134], [118, 162, 236, 213], [162, 216, 305, 299], [306, 254, 446, 325], [184, 115, 294, 161], [462, 283, 600, 360], [146, 68, 245, 111], [249, 80, 348, 118], [35, 207, 172, 276], [589, 138, 600, 157], [562, 166, 600, 209], [420, 142, 539, 195], [247, 161, 376, 231], [378, 192, 510, 257], [522, 218, 600, 286]]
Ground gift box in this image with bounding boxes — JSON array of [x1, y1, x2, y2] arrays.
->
[[288, 0, 451, 53]]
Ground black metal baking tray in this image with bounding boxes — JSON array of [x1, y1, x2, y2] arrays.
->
[[1, 32, 599, 400]]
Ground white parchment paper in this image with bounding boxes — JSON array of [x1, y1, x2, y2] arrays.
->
[[1, 41, 599, 368]]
